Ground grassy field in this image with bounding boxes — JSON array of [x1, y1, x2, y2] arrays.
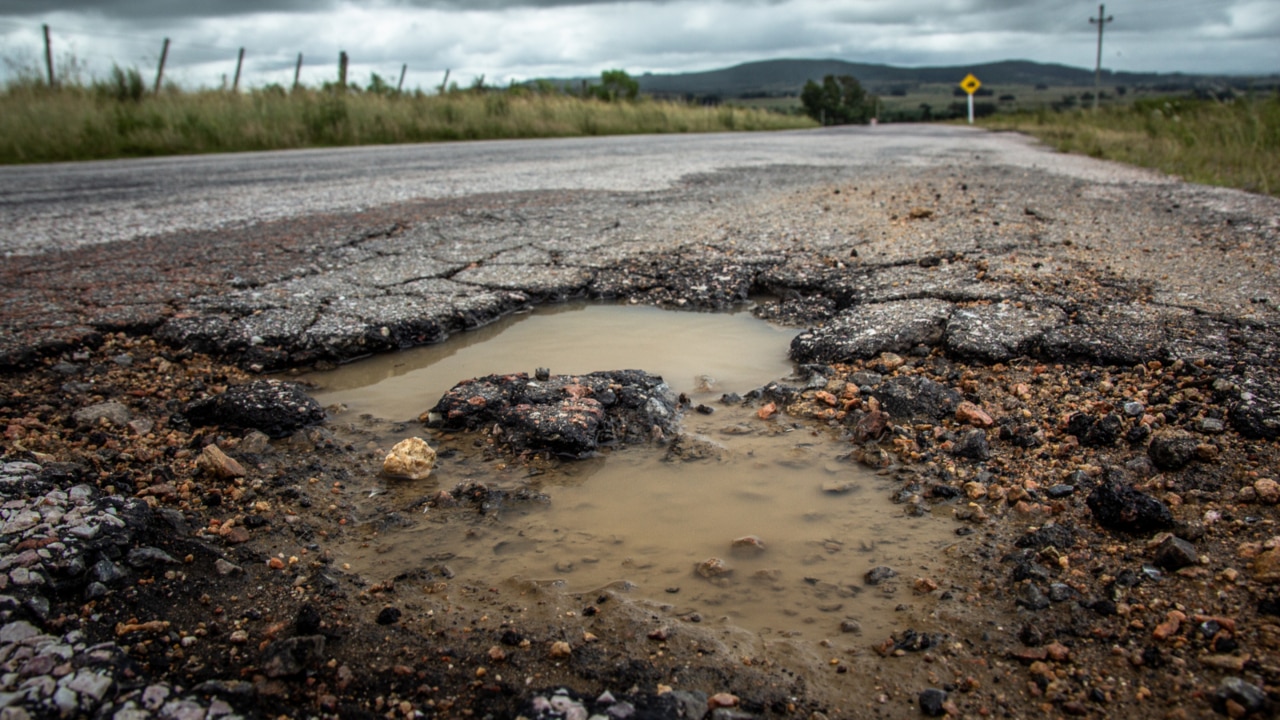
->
[[0, 81, 815, 164], [981, 93, 1280, 197]]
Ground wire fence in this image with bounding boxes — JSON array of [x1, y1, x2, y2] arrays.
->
[[0, 20, 446, 93]]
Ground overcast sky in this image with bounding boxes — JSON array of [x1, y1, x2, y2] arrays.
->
[[2, 1, 1277, 91]]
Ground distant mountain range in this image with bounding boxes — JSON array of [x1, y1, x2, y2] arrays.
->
[[590, 59, 1279, 99]]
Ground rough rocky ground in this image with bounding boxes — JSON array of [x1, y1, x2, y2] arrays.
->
[[2, 132, 1280, 719]]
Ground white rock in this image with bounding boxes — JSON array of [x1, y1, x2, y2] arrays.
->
[[65, 669, 112, 701], [382, 437, 437, 480]]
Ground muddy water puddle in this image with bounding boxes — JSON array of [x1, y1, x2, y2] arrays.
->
[[304, 303, 956, 642]]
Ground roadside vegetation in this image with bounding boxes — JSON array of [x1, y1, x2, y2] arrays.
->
[[981, 93, 1280, 197], [0, 67, 814, 164]]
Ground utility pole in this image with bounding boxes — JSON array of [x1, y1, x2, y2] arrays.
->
[[232, 47, 245, 92], [396, 63, 407, 93], [154, 38, 170, 94], [292, 52, 303, 91], [1090, 4, 1114, 112], [42, 24, 55, 88]]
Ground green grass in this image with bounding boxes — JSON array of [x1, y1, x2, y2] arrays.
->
[[981, 93, 1280, 197], [0, 83, 816, 164]]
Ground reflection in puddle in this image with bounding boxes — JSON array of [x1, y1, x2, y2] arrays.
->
[[300, 302, 799, 419], [306, 303, 955, 641]]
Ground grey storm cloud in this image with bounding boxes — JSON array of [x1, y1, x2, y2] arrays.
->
[[3, 0, 1277, 86]]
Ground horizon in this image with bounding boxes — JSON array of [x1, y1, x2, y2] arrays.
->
[[2, 1, 1278, 92]]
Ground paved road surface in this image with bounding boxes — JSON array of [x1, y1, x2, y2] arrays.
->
[[0, 126, 1161, 256]]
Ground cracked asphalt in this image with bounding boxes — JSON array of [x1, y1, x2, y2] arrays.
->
[[3, 125, 1279, 431]]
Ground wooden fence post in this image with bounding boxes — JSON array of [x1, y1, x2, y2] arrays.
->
[[293, 52, 303, 91], [338, 51, 348, 91], [232, 47, 245, 92], [42, 24, 55, 87], [397, 63, 407, 93], [439, 69, 450, 94], [154, 38, 170, 93]]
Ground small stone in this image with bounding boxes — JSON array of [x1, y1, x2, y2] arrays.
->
[[126, 547, 178, 569], [950, 429, 990, 460], [214, 559, 243, 576], [382, 437, 437, 480], [198, 444, 247, 479], [955, 401, 994, 427], [1255, 479, 1280, 505], [730, 535, 765, 553], [918, 688, 948, 717], [1149, 430, 1199, 471], [913, 577, 939, 593], [1152, 534, 1198, 570], [549, 641, 572, 659], [707, 693, 739, 709], [1214, 677, 1269, 717], [756, 402, 778, 420], [73, 402, 132, 428], [375, 607, 401, 625], [865, 566, 896, 585], [261, 635, 326, 678], [696, 557, 731, 579], [1251, 548, 1280, 584]]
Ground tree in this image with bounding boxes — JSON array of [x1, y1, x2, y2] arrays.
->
[[592, 69, 639, 102], [800, 75, 875, 125]]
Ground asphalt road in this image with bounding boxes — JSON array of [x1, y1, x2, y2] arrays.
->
[[0, 125, 1162, 257]]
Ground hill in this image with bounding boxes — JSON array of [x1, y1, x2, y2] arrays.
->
[[618, 59, 1273, 99]]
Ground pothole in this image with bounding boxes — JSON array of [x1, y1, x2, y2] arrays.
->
[[300, 302, 956, 642]]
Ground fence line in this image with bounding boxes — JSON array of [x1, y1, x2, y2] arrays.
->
[[5, 23, 431, 94]]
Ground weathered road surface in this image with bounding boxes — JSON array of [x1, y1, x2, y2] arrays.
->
[[4, 126, 1280, 718], [3, 125, 1276, 379]]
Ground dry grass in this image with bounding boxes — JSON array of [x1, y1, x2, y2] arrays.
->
[[0, 84, 815, 164], [982, 93, 1280, 197]]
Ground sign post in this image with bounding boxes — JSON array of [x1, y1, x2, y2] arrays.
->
[[959, 73, 981, 125]]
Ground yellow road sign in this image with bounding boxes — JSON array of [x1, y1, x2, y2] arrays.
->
[[960, 73, 981, 95]]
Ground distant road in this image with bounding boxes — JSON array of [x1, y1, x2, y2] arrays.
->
[[0, 126, 1160, 256]]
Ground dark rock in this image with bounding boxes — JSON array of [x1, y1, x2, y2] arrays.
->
[[1213, 677, 1269, 717], [870, 376, 962, 423], [91, 559, 128, 584], [1230, 394, 1280, 440], [1152, 535, 1198, 570], [261, 635, 326, 678], [296, 604, 322, 635], [892, 629, 943, 652], [1066, 413, 1122, 447], [918, 688, 948, 717], [1046, 484, 1076, 498], [376, 607, 402, 625], [1011, 559, 1051, 583], [950, 429, 990, 460], [185, 380, 326, 439], [1016, 583, 1050, 611], [1148, 431, 1199, 471], [430, 370, 677, 457], [126, 547, 178, 568], [865, 566, 896, 585], [1015, 524, 1076, 550], [1086, 480, 1175, 533], [1001, 422, 1044, 448]]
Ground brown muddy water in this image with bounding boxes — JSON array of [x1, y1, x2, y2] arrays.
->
[[303, 303, 956, 642]]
